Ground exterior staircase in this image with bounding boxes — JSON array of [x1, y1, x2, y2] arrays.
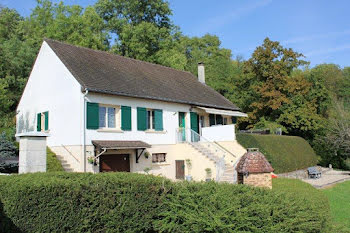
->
[[56, 154, 74, 172], [220, 165, 236, 184], [190, 142, 236, 183]]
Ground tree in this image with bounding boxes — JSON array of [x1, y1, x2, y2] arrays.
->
[[180, 34, 239, 97], [316, 100, 350, 169], [95, 0, 173, 60], [0, 132, 17, 158], [22, 0, 109, 50], [241, 38, 309, 123]]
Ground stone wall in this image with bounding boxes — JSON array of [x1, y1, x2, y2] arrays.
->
[[243, 173, 272, 189]]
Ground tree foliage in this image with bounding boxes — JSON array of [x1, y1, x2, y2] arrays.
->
[[1, 0, 350, 169]]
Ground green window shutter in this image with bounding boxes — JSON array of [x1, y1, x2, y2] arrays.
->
[[209, 114, 215, 126], [44, 111, 49, 131], [121, 106, 132, 131], [37, 113, 41, 132], [216, 115, 223, 125], [154, 109, 163, 131], [137, 107, 147, 131], [87, 102, 99, 129], [231, 116, 237, 124], [190, 112, 199, 133]]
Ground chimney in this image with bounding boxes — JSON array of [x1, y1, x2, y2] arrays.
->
[[198, 62, 205, 84]]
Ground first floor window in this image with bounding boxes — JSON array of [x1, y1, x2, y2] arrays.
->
[[152, 153, 166, 163], [99, 106, 117, 128], [223, 117, 228, 125]]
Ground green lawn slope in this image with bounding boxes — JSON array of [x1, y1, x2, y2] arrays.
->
[[236, 134, 318, 173], [323, 181, 350, 229], [47, 148, 64, 172]]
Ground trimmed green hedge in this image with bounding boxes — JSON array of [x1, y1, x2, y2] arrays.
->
[[237, 134, 318, 173], [46, 148, 64, 172], [0, 173, 332, 232]]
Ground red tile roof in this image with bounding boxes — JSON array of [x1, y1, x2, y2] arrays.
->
[[236, 149, 274, 173]]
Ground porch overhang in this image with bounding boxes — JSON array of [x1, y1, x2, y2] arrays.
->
[[92, 140, 151, 164], [92, 140, 151, 150], [196, 106, 248, 117]]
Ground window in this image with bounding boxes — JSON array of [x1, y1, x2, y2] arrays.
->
[[209, 114, 224, 126], [147, 109, 155, 130], [37, 111, 49, 132], [223, 117, 228, 125], [86, 103, 128, 130], [200, 115, 205, 127], [152, 153, 166, 163], [98, 106, 119, 129], [137, 107, 163, 131]]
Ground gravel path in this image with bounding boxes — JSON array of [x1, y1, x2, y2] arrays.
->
[[278, 167, 350, 188]]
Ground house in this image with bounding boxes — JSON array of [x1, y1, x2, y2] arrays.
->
[[16, 39, 247, 182]]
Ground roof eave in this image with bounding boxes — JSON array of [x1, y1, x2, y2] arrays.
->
[[85, 88, 241, 111]]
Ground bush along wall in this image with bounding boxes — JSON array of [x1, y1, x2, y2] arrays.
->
[[0, 172, 333, 233], [236, 134, 318, 173]]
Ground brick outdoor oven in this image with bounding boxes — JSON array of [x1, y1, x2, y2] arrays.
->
[[236, 148, 274, 189]]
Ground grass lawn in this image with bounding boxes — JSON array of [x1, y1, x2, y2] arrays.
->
[[273, 178, 350, 232], [322, 181, 350, 229]]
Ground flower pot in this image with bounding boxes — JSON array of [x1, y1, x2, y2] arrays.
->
[[185, 175, 192, 181]]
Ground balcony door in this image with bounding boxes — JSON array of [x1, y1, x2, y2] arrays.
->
[[179, 112, 186, 141]]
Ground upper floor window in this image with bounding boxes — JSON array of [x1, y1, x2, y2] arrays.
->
[[137, 107, 163, 131], [209, 114, 223, 126], [37, 111, 49, 132], [147, 109, 155, 130], [86, 103, 131, 131], [99, 106, 118, 129]]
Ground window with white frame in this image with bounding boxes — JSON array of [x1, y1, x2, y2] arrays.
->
[[152, 153, 166, 163], [147, 109, 155, 130], [99, 106, 119, 129]]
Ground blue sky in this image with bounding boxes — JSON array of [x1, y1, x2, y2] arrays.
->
[[2, 0, 350, 67]]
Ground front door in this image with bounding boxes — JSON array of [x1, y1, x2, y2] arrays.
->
[[179, 112, 186, 141], [175, 160, 185, 179], [100, 154, 130, 172]]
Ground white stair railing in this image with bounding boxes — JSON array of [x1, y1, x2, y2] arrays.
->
[[176, 128, 231, 181]]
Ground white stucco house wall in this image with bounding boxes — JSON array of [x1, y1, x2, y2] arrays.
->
[[16, 39, 247, 183]]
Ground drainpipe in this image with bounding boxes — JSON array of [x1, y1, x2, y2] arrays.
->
[[83, 89, 89, 172]]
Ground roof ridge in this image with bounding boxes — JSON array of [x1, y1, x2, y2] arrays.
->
[[44, 38, 195, 77]]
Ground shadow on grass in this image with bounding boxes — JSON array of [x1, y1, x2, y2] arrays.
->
[[0, 201, 22, 233]]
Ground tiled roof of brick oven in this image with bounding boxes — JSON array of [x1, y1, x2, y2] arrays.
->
[[236, 150, 274, 173]]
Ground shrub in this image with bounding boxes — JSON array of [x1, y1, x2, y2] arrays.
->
[[0, 132, 17, 159], [0, 172, 170, 232], [237, 134, 318, 173], [0, 132, 18, 173], [0, 173, 332, 233], [47, 148, 64, 172], [155, 181, 331, 233]]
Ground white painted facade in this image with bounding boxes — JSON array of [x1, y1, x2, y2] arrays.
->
[[16, 41, 247, 181]]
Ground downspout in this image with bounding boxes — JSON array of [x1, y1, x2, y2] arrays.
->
[[83, 89, 89, 172]]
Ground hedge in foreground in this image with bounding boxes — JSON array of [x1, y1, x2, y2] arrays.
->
[[0, 173, 331, 232], [237, 134, 318, 173]]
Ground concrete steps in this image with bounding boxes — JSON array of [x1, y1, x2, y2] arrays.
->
[[190, 143, 221, 163], [190, 142, 236, 183], [56, 154, 74, 172], [220, 165, 235, 183]]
